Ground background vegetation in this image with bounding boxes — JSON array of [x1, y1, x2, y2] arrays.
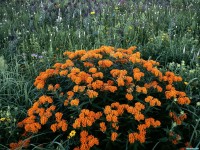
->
[[0, 0, 199, 149]]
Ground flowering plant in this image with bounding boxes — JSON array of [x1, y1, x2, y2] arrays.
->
[[10, 46, 191, 150]]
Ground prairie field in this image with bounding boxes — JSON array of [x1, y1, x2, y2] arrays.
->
[[0, 0, 200, 149]]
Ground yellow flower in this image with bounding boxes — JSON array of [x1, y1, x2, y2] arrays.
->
[[184, 82, 188, 85], [70, 130, 76, 137], [68, 130, 76, 139], [90, 11, 95, 15], [0, 118, 6, 121]]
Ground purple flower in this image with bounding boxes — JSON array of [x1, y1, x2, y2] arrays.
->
[[31, 53, 38, 58], [38, 55, 43, 59]]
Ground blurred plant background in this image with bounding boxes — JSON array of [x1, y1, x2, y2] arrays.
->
[[0, 0, 199, 149]]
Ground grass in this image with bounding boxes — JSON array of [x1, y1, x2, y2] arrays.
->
[[0, 0, 200, 149]]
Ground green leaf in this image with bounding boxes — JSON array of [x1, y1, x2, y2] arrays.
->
[[158, 137, 168, 142]]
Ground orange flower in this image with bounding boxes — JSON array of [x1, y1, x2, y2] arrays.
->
[[157, 86, 163, 92], [53, 63, 62, 69], [65, 59, 74, 67], [100, 122, 107, 133], [70, 99, 80, 106], [177, 97, 190, 105], [91, 80, 104, 90], [67, 91, 74, 98], [125, 93, 134, 101], [55, 112, 63, 122], [10, 139, 30, 150], [112, 123, 119, 130], [80, 130, 88, 138], [117, 77, 125, 86], [57, 120, 68, 131], [89, 67, 97, 73], [48, 84, 54, 91], [111, 132, 118, 141], [128, 133, 135, 143], [74, 77, 82, 84], [40, 116, 48, 125], [83, 62, 94, 67], [104, 106, 112, 115], [136, 86, 147, 94], [73, 85, 79, 92], [106, 114, 112, 122], [79, 130, 99, 149], [111, 115, 118, 122], [36, 82, 45, 89], [64, 99, 69, 106], [125, 76, 133, 85], [98, 59, 113, 68], [145, 96, 161, 106], [112, 51, 123, 59], [133, 68, 144, 81], [38, 95, 53, 104], [24, 122, 41, 133], [134, 113, 145, 121], [50, 123, 58, 132], [86, 76, 93, 84], [92, 72, 104, 79], [86, 90, 98, 98], [102, 85, 118, 93], [59, 70, 68, 76]]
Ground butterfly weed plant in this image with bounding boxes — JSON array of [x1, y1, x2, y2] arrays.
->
[[10, 46, 193, 150]]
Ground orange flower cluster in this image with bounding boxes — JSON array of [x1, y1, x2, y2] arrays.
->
[[18, 95, 56, 133], [136, 86, 147, 94], [145, 96, 161, 106], [128, 118, 161, 143], [165, 84, 190, 105], [50, 112, 68, 132], [48, 83, 60, 91], [104, 105, 119, 123], [98, 59, 113, 68], [99, 122, 107, 133], [73, 85, 86, 92], [129, 52, 141, 63], [64, 91, 75, 106], [73, 109, 102, 128], [104, 102, 147, 130], [68, 68, 91, 85], [144, 81, 163, 92], [80, 51, 103, 61], [111, 132, 118, 141], [101, 80, 118, 93], [83, 62, 94, 67], [133, 68, 144, 81], [13, 46, 192, 149], [9, 139, 30, 150], [169, 111, 187, 125], [125, 93, 134, 101], [163, 71, 182, 84], [34, 69, 59, 89], [70, 98, 80, 106], [63, 50, 87, 59], [74, 130, 99, 150], [86, 90, 98, 98]]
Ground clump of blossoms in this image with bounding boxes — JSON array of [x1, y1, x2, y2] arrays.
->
[[10, 46, 191, 149]]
